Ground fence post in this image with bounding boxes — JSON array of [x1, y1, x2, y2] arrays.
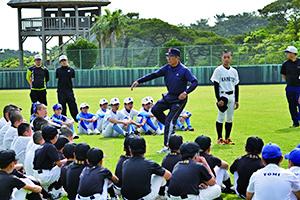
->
[[157, 47, 160, 67], [131, 48, 134, 68], [237, 44, 239, 66], [79, 50, 82, 69], [210, 45, 213, 66], [264, 43, 267, 64]]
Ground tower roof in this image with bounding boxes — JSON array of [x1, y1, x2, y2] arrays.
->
[[7, 0, 110, 8]]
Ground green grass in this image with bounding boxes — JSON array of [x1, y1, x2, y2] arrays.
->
[[1, 84, 297, 200]]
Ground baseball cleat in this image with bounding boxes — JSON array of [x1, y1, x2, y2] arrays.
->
[[156, 146, 170, 154], [145, 130, 155, 135], [93, 129, 100, 135], [224, 138, 235, 145], [217, 138, 225, 145], [155, 128, 163, 135], [290, 124, 300, 128], [221, 185, 236, 194], [180, 126, 186, 131], [187, 127, 194, 131], [73, 132, 79, 139], [87, 129, 93, 135]]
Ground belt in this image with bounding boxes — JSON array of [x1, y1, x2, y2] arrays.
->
[[37, 169, 43, 174], [221, 91, 233, 95], [77, 195, 96, 199]]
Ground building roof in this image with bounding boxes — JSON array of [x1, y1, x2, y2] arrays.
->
[[7, 0, 110, 8]]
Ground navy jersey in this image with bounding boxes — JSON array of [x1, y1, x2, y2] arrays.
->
[[168, 159, 212, 196], [0, 170, 26, 200], [66, 160, 88, 200], [33, 142, 60, 170], [77, 165, 113, 197], [230, 153, 264, 197], [115, 155, 130, 188], [137, 62, 198, 95], [201, 153, 222, 177], [280, 58, 300, 87], [56, 66, 75, 93], [121, 155, 166, 200]]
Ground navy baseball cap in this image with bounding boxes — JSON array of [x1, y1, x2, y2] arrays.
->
[[246, 136, 264, 154], [75, 143, 90, 160], [42, 125, 58, 141], [180, 142, 202, 159], [262, 143, 282, 159], [87, 148, 104, 165], [195, 135, 211, 152], [63, 143, 76, 158], [0, 149, 18, 167], [54, 136, 69, 150], [53, 103, 62, 110], [285, 148, 300, 165], [129, 136, 146, 154], [165, 48, 180, 57], [124, 135, 136, 151], [168, 134, 183, 150]]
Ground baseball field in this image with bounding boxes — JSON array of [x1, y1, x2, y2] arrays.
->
[[1, 84, 298, 199]]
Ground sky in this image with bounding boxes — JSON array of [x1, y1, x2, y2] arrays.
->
[[0, 0, 275, 53]]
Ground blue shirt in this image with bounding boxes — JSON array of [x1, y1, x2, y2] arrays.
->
[[76, 112, 96, 121], [137, 62, 198, 95], [51, 114, 68, 124]]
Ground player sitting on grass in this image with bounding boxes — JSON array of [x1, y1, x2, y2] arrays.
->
[[76, 102, 100, 135], [3, 111, 24, 149], [102, 98, 136, 138], [96, 98, 108, 133], [168, 142, 221, 200], [51, 103, 79, 139], [114, 135, 136, 197], [77, 148, 119, 200], [60, 126, 75, 143], [0, 149, 42, 200], [230, 136, 264, 199], [121, 136, 171, 200], [175, 109, 194, 131], [246, 143, 300, 200], [11, 123, 32, 165], [195, 135, 235, 194], [158, 134, 183, 199], [137, 97, 163, 135], [285, 148, 300, 200], [121, 97, 143, 135], [60, 143, 76, 193]]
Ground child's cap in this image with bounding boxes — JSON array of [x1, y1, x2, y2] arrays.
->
[[53, 103, 62, 110], [0, 149, 18, 166], [262, 143, 282, 159], [141, 97, 151, 105], [195, 135, 211, 152], [245, 136, 264, 154], [168, 134, 183, 150], [87, 148, 104, 164], [124, 97, 134, 104], [285, 148, 300, 165], [99, 99, 108, 105], [110, 98, 120, 105], [79, 102, 89, 109]]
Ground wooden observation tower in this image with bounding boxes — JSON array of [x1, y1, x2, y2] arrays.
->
[[7, 0, 111, 68]]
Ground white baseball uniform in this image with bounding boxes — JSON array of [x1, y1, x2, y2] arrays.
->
[[289, 166, 300, 200], [210, 65, 239, 123], [247, 164, 300, 200], [102, 110, 127, 137], [3, 126, 18, 149], [96, 109, 107, 132]]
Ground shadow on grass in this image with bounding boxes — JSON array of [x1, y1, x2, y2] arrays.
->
[[275, 127, 300, 133]]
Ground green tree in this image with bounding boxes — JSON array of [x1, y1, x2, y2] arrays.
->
[[66, 38, 98, 69]]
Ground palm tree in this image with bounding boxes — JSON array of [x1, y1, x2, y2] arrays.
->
[[92, 9, 127, 67]]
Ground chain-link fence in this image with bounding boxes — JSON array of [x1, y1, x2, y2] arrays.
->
[[1, 41, 300, 70], [59, 41, 299, 69]]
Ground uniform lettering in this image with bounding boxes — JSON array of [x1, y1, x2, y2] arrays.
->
[[221, 77, 236, 82], [263, 172, 280, 176]]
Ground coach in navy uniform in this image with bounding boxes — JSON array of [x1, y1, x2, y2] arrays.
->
[[56, 55, 79, 122], [281, 46, 300, 127], [131, 48, 198, 153]]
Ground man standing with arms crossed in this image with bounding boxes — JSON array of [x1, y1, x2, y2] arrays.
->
[[26, 54, 49, 114], [281, 46, 300, 127], [131, 48, 198, 153], [56, 55, 79, 122]]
